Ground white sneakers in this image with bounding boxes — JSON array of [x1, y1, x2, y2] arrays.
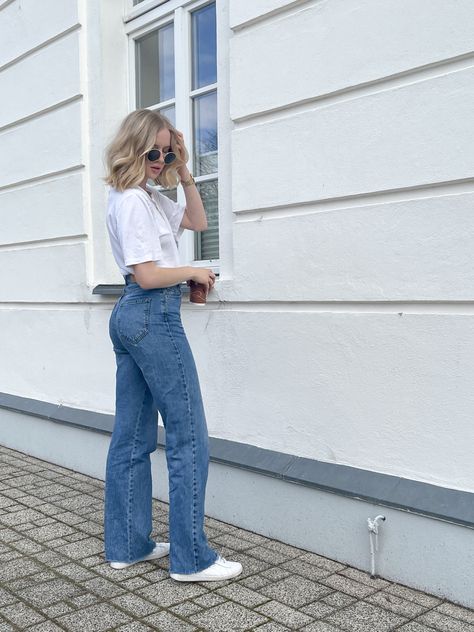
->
[[109, 542, 170, 569], [110, 546, 242, 582], [170, 555, 243, 582]]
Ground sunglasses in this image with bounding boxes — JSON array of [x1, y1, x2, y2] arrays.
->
[[144, 148, 177, 164]]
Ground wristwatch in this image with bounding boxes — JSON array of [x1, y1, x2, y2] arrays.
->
[[180, 173, 195, 187]]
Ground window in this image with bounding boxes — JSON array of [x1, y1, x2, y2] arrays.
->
[[131, 0, 219, 266]]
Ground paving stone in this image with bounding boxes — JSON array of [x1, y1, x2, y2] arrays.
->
[[137, 578, 207, 607], [20, 578, 84, 607], [143, 610, 198, 631], [115, 623, 156, 632], [261, 566, 292, 582], [339, 566, 390, 589], [254, 623, 293, 632], [300, 623, 343, 632], [0, 557, 44, 581], [384, 583, 442, 608], [0, 508, 44, 526], [230, 529, 270, 545], [55, 602, 132, 631], [77, 521, 103, 536], [33, 550, 71, 567], [55, 511, 88, 526], [47, 538, 70, 548], [396, 623, 442, 632], [0, 620, 16, 632], [0, 552, 21, 563], [300, 600, 337, 619], [8, 570, 58, 590], [246, 545, 293, 565], [238, 574, 273, 590], [63, 532, 90, 543], [0, 602, 46, 628], [325, 600, 408, 631], [23, 623, 64, 632], [80, 554, 105, 567], [365, 590, 430, 618], [190, 601, 269, 631], [41, 602, 75, 617], [0, 589, 17, 608], [68, 593, 101, 608], [168, 601, 203, 617], [416, 611, 474, 631], [11, 539, 45, 554], [435, 602, 474, 625], [110, 593, 160, 617], [56, 536, 104, 559], [261, 574, 334, 608], [139, 567, 169, 582], [226, 552, 271, 577], [211, 533, 258, 551], [261, 539, 307, 558], [281, 558, 334, 582], [121, 576, 152, 590], [216, 582, 270, 607], [54, 562, 96, 581], [0, 528, 22, 543], [298, 552, 346, 573], [192, 591, 227, 607], [321, 591, 357, 608], [80, 576, 127, 598], [320, 573, 378, 598], [255, 600, 314, 629]]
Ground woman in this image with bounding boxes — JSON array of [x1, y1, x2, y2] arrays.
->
[[103, 108, 242, 582]]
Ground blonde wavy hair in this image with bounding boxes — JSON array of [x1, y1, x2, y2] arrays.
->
[[103, 109, 189, 191]]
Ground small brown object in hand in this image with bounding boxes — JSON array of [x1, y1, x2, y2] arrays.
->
[[188, 280, 208, 305]]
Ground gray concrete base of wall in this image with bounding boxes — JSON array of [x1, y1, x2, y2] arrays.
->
[[0, 408, 472, 609]]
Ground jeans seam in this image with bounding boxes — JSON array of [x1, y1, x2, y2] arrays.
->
[[163, 299, 199, 573], [127, 382, 147, 562]]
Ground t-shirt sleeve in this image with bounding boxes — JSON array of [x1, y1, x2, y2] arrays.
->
[[116, 193, 163, 267], [154, 190, 186, 241]]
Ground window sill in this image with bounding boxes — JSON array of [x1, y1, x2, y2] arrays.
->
[[92, 281, 192, 296]]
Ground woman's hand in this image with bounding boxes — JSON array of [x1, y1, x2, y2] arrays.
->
[[188, 267, 216, 291], [173, 130, 189, 178]]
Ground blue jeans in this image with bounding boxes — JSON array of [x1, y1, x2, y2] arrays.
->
[[104, 275, 218, 573]]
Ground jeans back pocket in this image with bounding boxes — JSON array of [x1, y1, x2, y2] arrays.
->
[[117, 296, 152, 345]]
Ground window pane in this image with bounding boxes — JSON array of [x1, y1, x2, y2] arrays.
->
[[193, 91, 217, 177], [195, 180, 219, 261], [136, 24, 175, 108], [160, 105, 175, 126], [191, 3, 216, 90]]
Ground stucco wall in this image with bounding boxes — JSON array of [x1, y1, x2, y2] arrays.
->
[[1, 0, 473, 494]]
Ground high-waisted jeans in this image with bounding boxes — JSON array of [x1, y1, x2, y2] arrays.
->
[[104, 276, 218, 574]]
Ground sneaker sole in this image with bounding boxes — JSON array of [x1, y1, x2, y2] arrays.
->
[[170, 566, 243, 582], [110, 547, 170, 569]]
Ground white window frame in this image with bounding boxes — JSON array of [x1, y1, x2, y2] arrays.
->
[[125, 0, 221, 271]]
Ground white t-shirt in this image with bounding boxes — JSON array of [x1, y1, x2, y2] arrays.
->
[[106, 182, 186, 277]]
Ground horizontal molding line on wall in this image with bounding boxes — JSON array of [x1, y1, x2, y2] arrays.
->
[[0, 391, 473, 530], [0, 94, 83, 135], [233, 177, 474, 220], [0, 165, 84, 194], [233, 51, 474, 128], [0, 24, 80, 73], [0, 235, 88, 252], [230, 0, 315, 32], [3, 298, 473, 316]]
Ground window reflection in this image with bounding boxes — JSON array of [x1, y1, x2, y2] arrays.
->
[[136, 24, 175, 108], [193, 91, 217, 177], [191, 4, 217, 90]]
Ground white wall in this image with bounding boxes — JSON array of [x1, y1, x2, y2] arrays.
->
[[1, 0, 474, 498]]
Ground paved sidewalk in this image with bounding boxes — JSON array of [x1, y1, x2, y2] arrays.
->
[[0, 445, 473, 632]]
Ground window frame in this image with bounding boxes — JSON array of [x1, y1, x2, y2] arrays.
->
[[126, 0, 220, 271]]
